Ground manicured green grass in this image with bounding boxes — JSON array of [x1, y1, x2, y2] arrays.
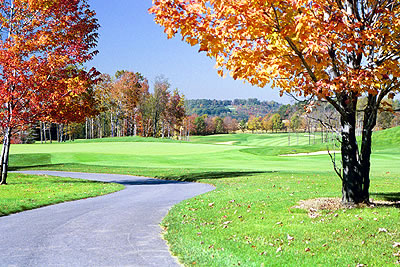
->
[[0, 173, 124, 216], [8, 127, 400, 266]]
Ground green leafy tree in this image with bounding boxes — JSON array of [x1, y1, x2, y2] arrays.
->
[[270, 114, 283, 133], [194, 116, 206, 135], [290, 114, 301, 133], [238, 119, 247, 132], [214, 117, 225, 134]]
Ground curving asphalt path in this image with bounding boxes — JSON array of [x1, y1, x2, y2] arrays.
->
[[0, 171, 215, 267]]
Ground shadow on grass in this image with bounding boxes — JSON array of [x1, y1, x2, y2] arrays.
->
[[9, 164, 69, 171], [11, 164, 273, 184], [158, 171, 273, 182], [372, 192, 400, 201], [109, 179, 190, 185], [371, 192, 400, 208]]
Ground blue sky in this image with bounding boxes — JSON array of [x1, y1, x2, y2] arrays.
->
[[87, 0, 291, 103]]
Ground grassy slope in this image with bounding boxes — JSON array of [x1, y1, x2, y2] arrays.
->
[[8, 127, 400, 266]]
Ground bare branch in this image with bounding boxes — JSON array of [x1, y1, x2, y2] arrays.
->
[[328, 146, 343, 181]]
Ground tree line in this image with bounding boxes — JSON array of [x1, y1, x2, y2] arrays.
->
[[187, 98, 400, 137], [185, 98, 282, 120], [30, 72, 187, 143]]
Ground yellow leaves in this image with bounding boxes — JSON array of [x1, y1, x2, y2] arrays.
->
[[165, 28, 175, 39], [28, 0, 57, 10]]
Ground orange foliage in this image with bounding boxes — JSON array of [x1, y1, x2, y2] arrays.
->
[[0, 0, 99, 130], [150, 1, 400, 103]]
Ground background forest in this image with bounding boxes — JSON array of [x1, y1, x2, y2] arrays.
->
[[11, 70, 400, 144]]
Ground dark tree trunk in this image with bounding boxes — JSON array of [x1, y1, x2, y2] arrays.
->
[[0, 127, 12, 185], [339, 95, 376, 205], [340, 111, 364, 204], [359, 95, 378, 202]]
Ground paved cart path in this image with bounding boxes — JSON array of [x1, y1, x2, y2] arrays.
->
[[1, 171, 215, 267]]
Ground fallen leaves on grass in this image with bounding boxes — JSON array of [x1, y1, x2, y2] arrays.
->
[[294, 197, 400, 211], [294, 198, 342, 211]]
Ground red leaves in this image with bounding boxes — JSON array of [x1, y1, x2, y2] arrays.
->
[[0, 0, 99, 129]]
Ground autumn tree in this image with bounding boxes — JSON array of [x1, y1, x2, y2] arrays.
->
[[165, 89, 186, 138], [0, 0, 99, 184], [151, 76, 170, 137], [93, 74, 114, 138], [113, 71, 149, 136], [223, 116, 238, 133], [150, 0, 400, 205], [204, 115, 216, 134], [261, 115, 272, 133], [247, 115, 261, 133]]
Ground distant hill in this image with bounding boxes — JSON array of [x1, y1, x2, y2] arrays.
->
[[185, 98, 282, 120]]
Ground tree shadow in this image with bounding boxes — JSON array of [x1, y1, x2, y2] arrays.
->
[[371, 192, 400, 201], [9, 164, 68, 171], [108, 179, 190, 186], [10, 164, 273, 184], [371, 192, 400, 208], [158, 171, 273, 182]]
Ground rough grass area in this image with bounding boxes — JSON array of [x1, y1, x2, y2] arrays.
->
[[8, 126, 400, 265], [0, 173, 124, 216], [161, 171, 400, 266]]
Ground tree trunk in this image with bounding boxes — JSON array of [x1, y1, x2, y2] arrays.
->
[[48, 123, 52, 143], [43, 122, 47, 143], [335, 92, 380, 206], [111, 113, 114, 137], [0, 127, 12, 185], [60, 124, 64, 142], [85, 118, 88, 139], [134, 122, 137, 136], [56, 124, 60, 142], [91, 118, 94, 139], [340, 111, 363, 204], [359, 96, 378, 202], [40, 121, 43, 144]]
